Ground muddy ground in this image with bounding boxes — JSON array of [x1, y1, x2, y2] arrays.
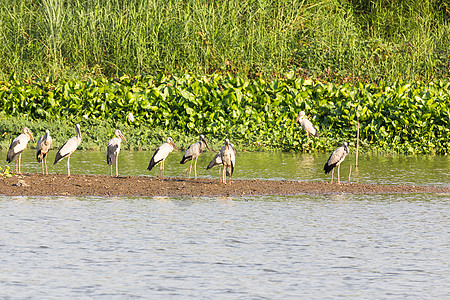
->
[[0, 173, 449, 197]]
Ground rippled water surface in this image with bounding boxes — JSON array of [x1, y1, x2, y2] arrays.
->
[[0, 150, 449, 298]]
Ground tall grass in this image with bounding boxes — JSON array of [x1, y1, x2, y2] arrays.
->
[[0, 0, 449, 82]]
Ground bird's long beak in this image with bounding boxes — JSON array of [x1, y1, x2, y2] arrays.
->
[[30, 134, 35, 142], [206, 142, 212, 152], [120, 134, 127, 143], [171, 141, 178, 151]]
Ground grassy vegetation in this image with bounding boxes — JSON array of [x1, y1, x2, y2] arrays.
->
[[1, 1, 449, 155], [0, 0, 449, 82]]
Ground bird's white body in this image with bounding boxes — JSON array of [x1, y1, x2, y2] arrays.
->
[[324, 142, 349, 184], [54, 124, 82, 177], [107, 130, 127, 177], [148, 137, 177, 178], [220, 139, 235, 184], [36, 130, 53, 174], [296, 111, 319, 138], [180, 134, 211, 179], [107, 137, 122, 165], [207, 142, 236, 179], [7, 127, 35, 174]]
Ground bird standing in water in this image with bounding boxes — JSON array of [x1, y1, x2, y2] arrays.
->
[[6, 127, 35, 174], [148, 137, 178, 178], [180, 134, 211, 179], [107, 129, 127, 177], [220, 139, 235, 184], [54, 124, 82, 178], [207, 140, 236, 181], [36, 129, 53, 175], [324, 142, 349, 184]]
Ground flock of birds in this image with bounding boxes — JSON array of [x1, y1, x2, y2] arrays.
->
[[5, 111, 349, 184]]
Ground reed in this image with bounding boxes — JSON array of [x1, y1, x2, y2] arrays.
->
[[0, 0, 449, 82]]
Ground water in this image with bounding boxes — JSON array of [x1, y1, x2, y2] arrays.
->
[[0, 150, 449, 298], [1, 150, 449, 187]]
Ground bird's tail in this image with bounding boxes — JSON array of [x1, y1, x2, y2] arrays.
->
[[37, 150, 44, 163], [180, 156, 191, 164], [323, 162, 335, 174], [54, 152, 63, 165], [147, 158, 156, 171]]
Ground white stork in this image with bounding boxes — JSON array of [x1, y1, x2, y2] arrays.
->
[[296, 111, 319, 138], [207, 140, 236, 180], [180, 134, 212, 179], [324, 142, 349, 184], [54, 124, 82, 177], [107, 129, 127, 177], [147, 137, 178, 178], [36, 129, 53, 175], [6, 127, 35, 174]]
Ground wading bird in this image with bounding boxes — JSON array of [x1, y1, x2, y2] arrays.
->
[[148, 137, 178, 178], [6, 127, 35, 174], [36, 130, 53, 175], [207, 140, 236, 180], [324, 142, 349, 184], [180, 134, 212, 179], [107, 129, 127, 177], [220, 139, 235, 184], [296, 111, 319, 139], [54, 124, 82, 178]]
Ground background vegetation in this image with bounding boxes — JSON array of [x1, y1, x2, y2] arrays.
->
[[0, 0, 449, 82], [1, 74, 449, 154], [0, 0, 449, 155]]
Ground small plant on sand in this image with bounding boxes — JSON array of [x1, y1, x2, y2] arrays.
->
[[0, 166, 13, 178]]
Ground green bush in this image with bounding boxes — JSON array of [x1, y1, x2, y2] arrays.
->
[[1, 73, 449, 154]]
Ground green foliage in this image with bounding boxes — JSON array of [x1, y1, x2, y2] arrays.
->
[[0, 0, 450, 82], [0, 166, 13, 178], [0, 74, 449, 154]]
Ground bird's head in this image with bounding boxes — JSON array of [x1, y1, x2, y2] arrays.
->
[[295, 111, 306, 123], [200, 135, 212, 151], [23, 127, 35, 142], [115, 129, 127, 142], [167, 137, 178, 151]]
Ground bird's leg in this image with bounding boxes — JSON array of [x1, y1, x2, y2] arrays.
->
[[160, 160, 164, 178], [188, 159, 193, 179], [337, 164, 341, 184], [194, 157, 198, 179], [18, 153, 22, 174], [331, 168, 334, 184], [45, 158, 49, 175], [67, 155, 71, 178], [116, 157, 119, 177], [219, 166, 221, 179], [110, 164, 113, 176], [42, 160, 45, 175], [222, 166, 227, 184]]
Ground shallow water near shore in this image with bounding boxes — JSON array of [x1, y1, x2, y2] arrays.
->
[[0, 151, 449, 298], [1, 150, 449, 187]]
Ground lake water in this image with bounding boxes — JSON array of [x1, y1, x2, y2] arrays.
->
[[0, 150, 449, 298]]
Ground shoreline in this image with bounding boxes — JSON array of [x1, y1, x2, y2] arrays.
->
[[1, 173, 449, 198]]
